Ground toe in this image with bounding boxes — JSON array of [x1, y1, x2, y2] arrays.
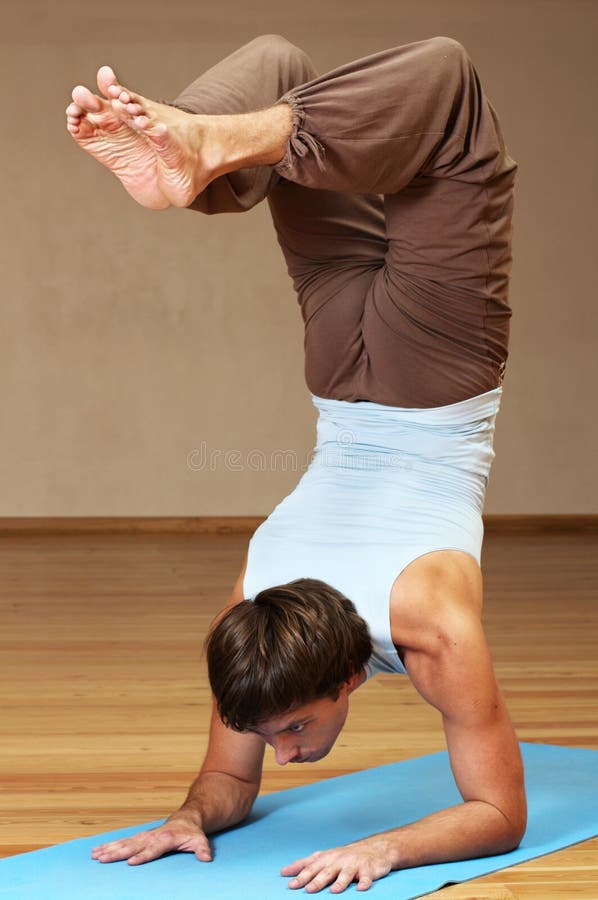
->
[[97, 65, 119, 98], [72, 85, 103, 113], [116, 83, 146, 108], [111, 97, 148, 125], [110, 97, 134, 121]]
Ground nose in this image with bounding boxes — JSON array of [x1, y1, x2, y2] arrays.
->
[[273, 739, 301, 766]]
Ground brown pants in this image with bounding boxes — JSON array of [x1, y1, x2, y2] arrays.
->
[[172, 34, 517, 407]]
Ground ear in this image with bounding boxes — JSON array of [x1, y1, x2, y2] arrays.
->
[[345, 667, 366, 694]]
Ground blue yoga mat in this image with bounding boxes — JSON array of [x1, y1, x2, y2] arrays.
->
[[1, 742, 597, 899]]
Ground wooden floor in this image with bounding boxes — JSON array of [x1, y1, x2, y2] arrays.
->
[[1, 530, 597, 898]]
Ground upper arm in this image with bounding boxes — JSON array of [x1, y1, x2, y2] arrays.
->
[[399, 580, 526, 839], [201, 548, 266, 792]]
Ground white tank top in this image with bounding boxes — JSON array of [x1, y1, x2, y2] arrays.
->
[[243, 387, 502, 680]]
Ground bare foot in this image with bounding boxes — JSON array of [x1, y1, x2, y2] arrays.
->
[[66, 67, 171, 209], [103, 73, 217, 208], [66, 66, 216, 210]]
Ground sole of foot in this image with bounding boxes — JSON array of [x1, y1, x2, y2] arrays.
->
[[66, 66, 216, 210]]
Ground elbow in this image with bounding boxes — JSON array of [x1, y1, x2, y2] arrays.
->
[[502, 823, 525, 853], [512, 788, 528, 847], [502, 804, 527, 852], [482, 794, 527, 853], [489, 819, 525, 856], [510, 813, 527, 850]]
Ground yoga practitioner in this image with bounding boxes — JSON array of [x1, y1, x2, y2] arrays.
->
[[67, 34, 527, 893]]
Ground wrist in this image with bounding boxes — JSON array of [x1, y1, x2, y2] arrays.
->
[[380, 828, 409, 871], [167, 804, 204, 830]]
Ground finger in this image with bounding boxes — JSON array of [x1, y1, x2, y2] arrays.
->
[[92, 836, 144, 856], [92, 836, 147, 862], [126, 830, 183, 866], [288, 863, 337, 893], [303, 865, 340, 893], [281, 853, 319, 876], [356, 873, 373, 891], [330, 868, 357, 894], [195, 835, 212, 862], [287, 863, 322, 890]]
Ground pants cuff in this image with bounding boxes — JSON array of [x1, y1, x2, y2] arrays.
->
[[273, 94, 327, 174]]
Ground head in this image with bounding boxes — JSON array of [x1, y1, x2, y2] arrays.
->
[[205, 578, 373, 764]]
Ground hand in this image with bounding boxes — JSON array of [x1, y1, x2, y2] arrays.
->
[[281, 835, 394, 893], [91, 812, 212, 865]]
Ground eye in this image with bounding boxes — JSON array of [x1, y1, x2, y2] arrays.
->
[[289, 722, 305, 733]]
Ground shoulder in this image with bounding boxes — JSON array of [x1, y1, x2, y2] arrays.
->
[[390, 550, 497, 715], [390, 549, 483, 654]]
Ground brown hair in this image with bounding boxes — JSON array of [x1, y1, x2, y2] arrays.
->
[[205, 578, 372, 732]]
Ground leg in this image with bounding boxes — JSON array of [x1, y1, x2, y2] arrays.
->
[[269, 37, 517, 404], [179, 37, 515, 404], [66, 36, 389, 398], [168, 34, 305, 214], [168, 36, 516, 403], [67, 37, 516, 406], [65, 38, 296, 210], [170, 35, 391, 395]]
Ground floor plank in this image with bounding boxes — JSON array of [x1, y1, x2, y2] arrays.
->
[[0, 530, 597, 897]]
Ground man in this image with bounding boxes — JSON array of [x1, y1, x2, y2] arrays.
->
[[67, 34, 526, 893]]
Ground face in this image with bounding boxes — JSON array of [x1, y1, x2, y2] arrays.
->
[[248, 671, 365, 765]]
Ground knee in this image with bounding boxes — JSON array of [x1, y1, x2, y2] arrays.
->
[[247, 33, 301, 58], [418, 36, 472, 83], [427, 35, 470, 62], [415, 36, 473, 98], [246, 33, 315, 84]]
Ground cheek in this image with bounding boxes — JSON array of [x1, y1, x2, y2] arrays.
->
[[330, 708, 348, 742], [322, 720, 343, 747]]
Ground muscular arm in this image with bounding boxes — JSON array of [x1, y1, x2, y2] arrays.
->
[[180, 551, 264, 834], [282, 553, 527, 892], [176, 697, 265, 835], [378, 552, 526, 866], [93, 551, 266, 864], [388, 607, 527, 867]]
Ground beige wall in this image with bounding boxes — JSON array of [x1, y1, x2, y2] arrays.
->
[[2, 0, 597, 515]]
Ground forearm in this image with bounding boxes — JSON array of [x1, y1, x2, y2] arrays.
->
[[385, 800, 523, 870], [171, 770, 258, 835], [282, 798, 525, 891]]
